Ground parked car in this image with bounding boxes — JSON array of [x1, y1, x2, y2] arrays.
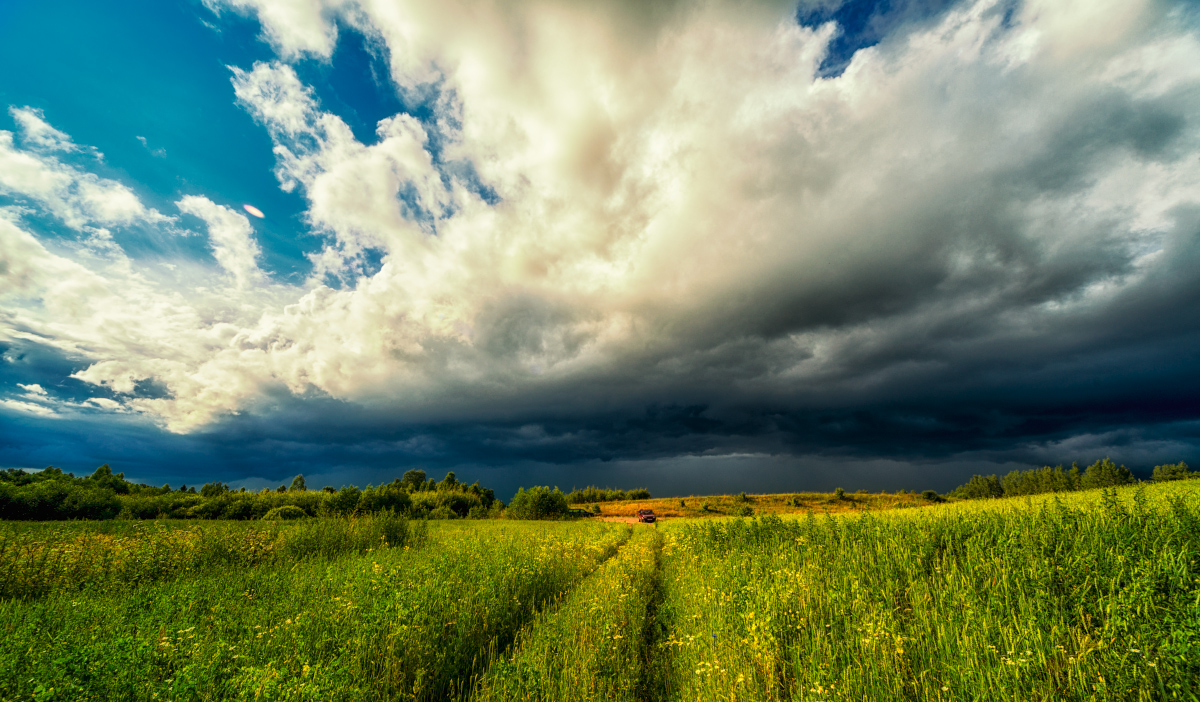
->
[[567, 508, 595, 518], [636, 509, 657, 523]]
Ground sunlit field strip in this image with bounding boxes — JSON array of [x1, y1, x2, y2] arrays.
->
[[0, 521, 629, 701], [473, 526, 663, 702], [652, 482, 1200, 702]]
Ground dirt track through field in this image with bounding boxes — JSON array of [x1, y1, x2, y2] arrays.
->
[[635, 531, 666, 702]]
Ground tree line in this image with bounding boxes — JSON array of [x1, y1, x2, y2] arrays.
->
[[0, 466, 498, 521], [564, 486, 651, 504], [949, 458, 1193, 500]]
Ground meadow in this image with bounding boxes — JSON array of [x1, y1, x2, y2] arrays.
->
[[1, 482, 1197, 701]]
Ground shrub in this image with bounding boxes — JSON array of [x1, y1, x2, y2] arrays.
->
[[736, 492, 749, 503], [222, 498, 258, 520], [834, 487, 846, 500], [263, 505, 308, 520], [429, 506, 458, 520], [921, 490, 945, 503], [735, 505, 753, 517], [507, 486, 569, 520], [330, 486, 362, 515]]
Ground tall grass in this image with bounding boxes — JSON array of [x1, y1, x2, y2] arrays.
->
[[473, 527, 663, 701], [652, 483, 1200, 701], [0, 511, 424, 599], [3, 484, 1196, 701], [0, 520, 630, 701]]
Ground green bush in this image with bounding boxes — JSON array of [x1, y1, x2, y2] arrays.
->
[[263, 505, 308, 520], [834, 487, 846, 500], [508, 486, 569, 520], [734, 504, 753, 517]]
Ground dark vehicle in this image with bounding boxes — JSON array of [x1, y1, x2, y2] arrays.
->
[[567, 508, 595, 518], [636, 509, 657, 523]]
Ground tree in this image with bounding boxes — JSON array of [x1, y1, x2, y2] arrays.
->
[[200, 482, 229, 498], [507, 486, 568, 519], [88, 464, 131, 494], [290, 474, 307, 492], [950, 474, 1003, 499], [1078, 458, 1134, 490], [1152, 462, 1192, 482], [399, 469, 427, 491], [330, 486, 362, 515]]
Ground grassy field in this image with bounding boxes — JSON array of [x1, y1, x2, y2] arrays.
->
[[1, 482, 1198, 701]]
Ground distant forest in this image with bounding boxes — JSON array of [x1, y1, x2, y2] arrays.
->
[[564, 486, 651, 504], [949, 458, 1194, 499], [0, 467, 499, 521]]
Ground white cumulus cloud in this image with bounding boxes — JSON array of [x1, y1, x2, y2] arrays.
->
[[176, 195, 264, 289], [0, 109, 162, 230]]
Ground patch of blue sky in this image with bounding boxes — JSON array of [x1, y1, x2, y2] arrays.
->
[[797, 0, 966, 78], [0, 338, 111, 408], [0, 0, 310, 282], [291, 22, 410, 148]]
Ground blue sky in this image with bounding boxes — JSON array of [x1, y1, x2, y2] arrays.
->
[[1, 0, 1199, 499]]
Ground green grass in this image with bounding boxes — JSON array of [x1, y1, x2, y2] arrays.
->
[[472, 527, 663, 702], [0, 520, 629, 701], [653, 482, 1200, 701], [0, 512, 423, 599], [1, 482, 1198, 701]]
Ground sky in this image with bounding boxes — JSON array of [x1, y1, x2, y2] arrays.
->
[[1, 0, 1199, 499]]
